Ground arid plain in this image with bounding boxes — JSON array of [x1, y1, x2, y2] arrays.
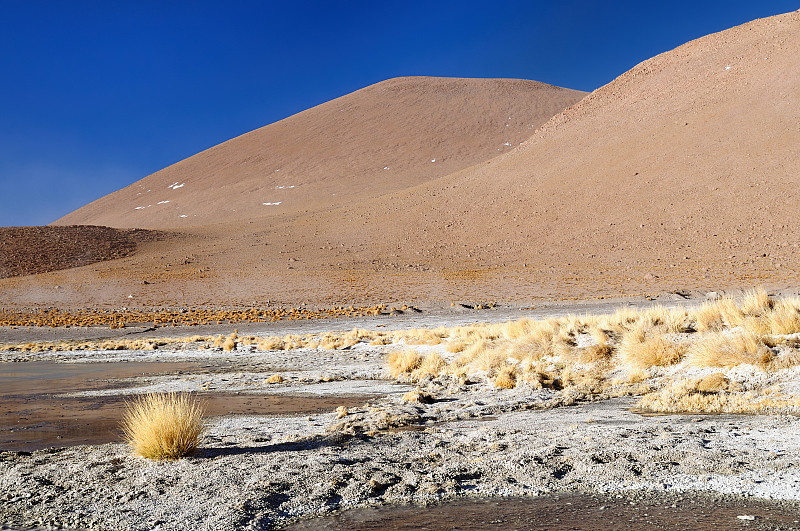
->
[[2, 10, 800, 531]]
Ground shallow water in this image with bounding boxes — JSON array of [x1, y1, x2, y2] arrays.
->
[[0, 361, 369, 452], [284, 493, 800, 530]]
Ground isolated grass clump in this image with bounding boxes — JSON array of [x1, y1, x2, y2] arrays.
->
[[121, 392, 205, 459]]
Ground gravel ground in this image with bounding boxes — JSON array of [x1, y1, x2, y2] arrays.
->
[[2, 304, 800, 530], [2, 385, 800, 529]]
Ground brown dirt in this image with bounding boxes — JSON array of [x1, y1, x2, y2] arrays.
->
[[0, 225, 163, 279], [284, 493, 800, 531], [4, 12, 800, 310]]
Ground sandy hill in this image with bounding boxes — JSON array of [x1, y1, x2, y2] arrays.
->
[[56, 77, 585, 229], [243, 8, 799, 303], [7, 11, 800, 309]]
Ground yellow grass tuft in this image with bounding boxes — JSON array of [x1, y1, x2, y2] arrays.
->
[[257, 337, 285, 351], [222, 336, 237, 352], [494, 364, 517, 389], [387, 350, 423, 379], [741, 287, 774, 316], [692, 372, 731, 393], [766, 297, 800, 335], [121, 392, 205, 460], [686, 331, 774, 369], [575, 343, 614, 364], [265, 374, 284, 384], [616, 324, 685, 370], [402, 388, 435, 403], [412, 352, 446, 380], [693, 298, 743, 332]]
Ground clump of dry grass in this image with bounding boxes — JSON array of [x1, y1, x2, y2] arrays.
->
[[494, 364, 517, 389], [765, 297, 800, 335], [412, 352, 446, 380], [402, 388, 435, 403], [693, 297, 743, 332], [692, 372, 732, 393], [121, 392, 205, 460], [387, 350, 422, 379], [265, 374, 284, 384], [686, 331, 774, 369], [740, 287, 774, 317], [576, 343, 614, 364], [617, 327, 686, 370], [257, 337, 285, 351], [222, 334, 237, 352]]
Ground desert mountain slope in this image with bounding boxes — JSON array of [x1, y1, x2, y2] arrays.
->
[[55, 77, 585, 229], [10, 12, 800, 308], [291, 9, 800, 291]]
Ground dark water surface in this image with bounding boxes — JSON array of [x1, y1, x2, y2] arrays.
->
[[284, 493, 800, 531], [0, 361, 369, 452]]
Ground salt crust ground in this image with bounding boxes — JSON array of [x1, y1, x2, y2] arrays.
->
[[2, 306, 800, 529]]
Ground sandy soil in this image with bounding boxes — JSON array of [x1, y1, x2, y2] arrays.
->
[[2, 308, 800, 529]]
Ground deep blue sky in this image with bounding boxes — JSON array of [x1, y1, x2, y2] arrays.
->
[[1, 1, 797, 226]]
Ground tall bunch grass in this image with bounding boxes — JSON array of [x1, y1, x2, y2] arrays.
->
[[121, 392, 205, 460]]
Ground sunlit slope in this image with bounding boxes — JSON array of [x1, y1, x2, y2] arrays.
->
[[56, 77, 585, 229], [307, 10, 800, 282]]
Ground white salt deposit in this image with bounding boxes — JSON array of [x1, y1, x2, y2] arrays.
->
[[157, 200, 170, 204], [263, 202, 282, 206]]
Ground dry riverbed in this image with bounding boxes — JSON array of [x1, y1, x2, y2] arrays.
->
[[2, 300, 800, 529]]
